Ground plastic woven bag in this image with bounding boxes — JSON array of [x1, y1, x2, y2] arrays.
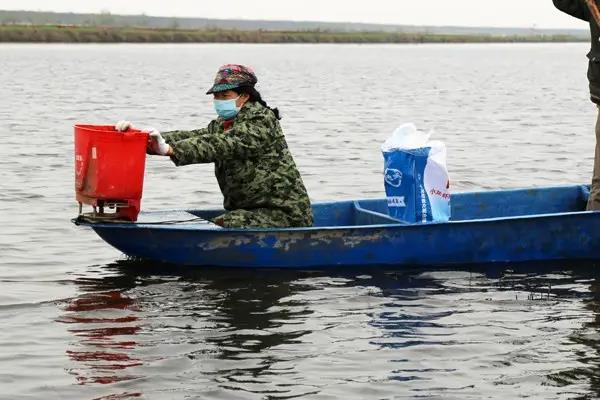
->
[[382, 123, 451, 223]]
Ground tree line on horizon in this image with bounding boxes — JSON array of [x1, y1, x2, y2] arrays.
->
[[0, 9, 590, 38], [0, 24, 585, 44]]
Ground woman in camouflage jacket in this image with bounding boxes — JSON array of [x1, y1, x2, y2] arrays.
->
[[118, 64, 313, 228]]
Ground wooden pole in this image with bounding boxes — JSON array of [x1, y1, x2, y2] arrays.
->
[[585, 0, 600, 26]]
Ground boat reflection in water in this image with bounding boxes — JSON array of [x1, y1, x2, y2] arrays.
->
[[57, 260, 600, 399], [58, 287, 143, 387], [57, 260, 310, 398], [547, 277, 600, 393]]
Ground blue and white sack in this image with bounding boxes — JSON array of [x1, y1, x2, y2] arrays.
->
[[382, 123, 451, 223]]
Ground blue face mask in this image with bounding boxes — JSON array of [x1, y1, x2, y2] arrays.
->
[[213, 97, 240, 120]]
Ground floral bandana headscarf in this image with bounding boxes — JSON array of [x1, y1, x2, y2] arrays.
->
[[206, 64, 258, 94]]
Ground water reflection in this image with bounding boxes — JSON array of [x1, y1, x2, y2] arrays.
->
[[58, 261, 600, 399], [59, 261, 319, 397], [58, 290, 142, 386], [585, 280, 600, 396], [547, 276, 600, 396]]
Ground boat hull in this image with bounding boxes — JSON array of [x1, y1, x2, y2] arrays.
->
[[78, 185, 600, 268], [89, 211, 599, 268]]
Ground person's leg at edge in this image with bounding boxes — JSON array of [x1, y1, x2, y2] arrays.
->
[[587, 107, 600, 211]]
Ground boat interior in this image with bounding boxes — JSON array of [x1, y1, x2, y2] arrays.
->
[[187, 185, 591, 228]]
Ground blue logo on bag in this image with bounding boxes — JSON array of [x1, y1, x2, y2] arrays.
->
[[384, 168, 403, 188]]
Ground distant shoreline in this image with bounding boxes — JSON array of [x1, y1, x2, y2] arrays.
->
[[0, 25, 587, 44]]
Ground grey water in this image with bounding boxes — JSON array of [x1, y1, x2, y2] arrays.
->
[[1, 43, 599, 399]]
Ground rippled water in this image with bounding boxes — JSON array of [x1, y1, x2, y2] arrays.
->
[[1, 43, 599, 399]]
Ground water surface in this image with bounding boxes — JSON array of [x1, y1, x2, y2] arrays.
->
[[0, 43, 598, 399]]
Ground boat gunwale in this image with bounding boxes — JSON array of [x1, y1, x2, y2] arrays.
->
[[80, 209, 599, 233], [76, 184, 596, 233]]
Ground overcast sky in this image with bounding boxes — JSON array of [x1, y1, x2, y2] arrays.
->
[[0, 0, 590, 29]]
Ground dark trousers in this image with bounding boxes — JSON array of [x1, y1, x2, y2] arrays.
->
[[588, 108, 600, 210]]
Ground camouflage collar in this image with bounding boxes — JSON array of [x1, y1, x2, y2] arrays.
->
[[238, 101, 263, 118]]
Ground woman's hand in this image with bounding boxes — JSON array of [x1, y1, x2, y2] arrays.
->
[[115, 120, 132, 132], [146, 128, 172, 156], [115, 121, 172, 156]]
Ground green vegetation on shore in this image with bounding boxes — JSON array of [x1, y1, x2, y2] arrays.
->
[[0, 25, 586, 44]]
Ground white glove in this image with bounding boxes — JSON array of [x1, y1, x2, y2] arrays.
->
[[146, 128, 171, 156], [115, 120, 132, 132]]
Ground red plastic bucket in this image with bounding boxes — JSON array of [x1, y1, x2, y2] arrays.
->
[[74, 124, 149, 221]]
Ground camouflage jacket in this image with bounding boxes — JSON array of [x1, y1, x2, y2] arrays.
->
[[162, 102, 313, 227]]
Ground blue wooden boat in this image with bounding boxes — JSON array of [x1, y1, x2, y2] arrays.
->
[[73, 185, 599, 268]]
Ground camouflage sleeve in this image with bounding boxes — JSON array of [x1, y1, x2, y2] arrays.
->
[[170, 114, 274, 166], [162, 120, 218, 145]]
